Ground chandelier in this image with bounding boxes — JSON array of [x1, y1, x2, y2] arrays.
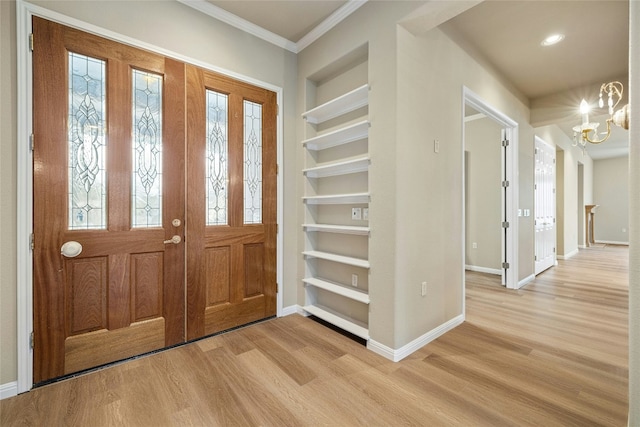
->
[[573, 81, 630, 147]]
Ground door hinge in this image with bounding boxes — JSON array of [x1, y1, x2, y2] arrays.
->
[[30, 133, 34, 151], [30, 331, 34, 349], [29, 33, 34, 51], [276, 164, 279, 175], [534, 255, 537, 261], [502, 221, 509, 228], [534, 184, 537, 190], [30, 233, 34, 251], [502, 180, 509, 188], [553, 247, 556, 253], [502, 262, 510, 269], [535, 147, 538, 154], [502, 139, 509, 147], [276, 283, 279, 293]]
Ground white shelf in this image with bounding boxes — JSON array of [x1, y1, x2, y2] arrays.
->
[[303, 192, 369, 205], [302, 224, 370, 235], [303, 156, 370, 178], [301, 77, 371, 344], [303, 304, 369, 340], [302, 84, 369, 124], [302, 120, 369, 151], [302, 250, 370, 269], [303, 277, 370, 304]]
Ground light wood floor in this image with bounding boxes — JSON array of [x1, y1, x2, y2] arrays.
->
[[1, 245, 629, 426]]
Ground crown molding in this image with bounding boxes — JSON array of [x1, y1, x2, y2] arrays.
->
[[178, 0, 368, 54], [296, 0, 368, 52], [177, 0, 298, 53]]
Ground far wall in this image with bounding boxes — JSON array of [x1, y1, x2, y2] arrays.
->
[[593, 156, 629, 244], [465, 117, 502, 272]]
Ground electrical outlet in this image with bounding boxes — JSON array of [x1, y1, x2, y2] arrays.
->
[[434, 139, 440, 153], [421, 281, 427, 296], [472, 242, 477, 249], [351, 274, 358, 287], [351, 207, 362, 220]]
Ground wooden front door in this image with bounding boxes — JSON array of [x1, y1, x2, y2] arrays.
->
[[32, 17, 276, 384], [185, 66, 277, 339]]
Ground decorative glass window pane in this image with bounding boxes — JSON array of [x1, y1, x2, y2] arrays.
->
[[243, 100, 262, 224], [206, 90, 228, 226], [68, 52, 107, 230], [132, 70, 163, 228]]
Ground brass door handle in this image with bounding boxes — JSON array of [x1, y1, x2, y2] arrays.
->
[[164, 235, 181, 245]]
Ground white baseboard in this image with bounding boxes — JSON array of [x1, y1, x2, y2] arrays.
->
[[367, 314, 465, 362], [0, 381, 18, 400], [280, 304, 299, 317], [295, 303, 464, 362], [293, 304, 310, 316], [595, 240, 630, 246], [518, 274, 535, 288], [465, 265, 502, 275], [557, 248, 579, 260]]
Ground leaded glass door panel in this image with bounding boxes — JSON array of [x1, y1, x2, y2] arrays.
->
[[32, 17, 185, 383], [185, 65, 277, 339]]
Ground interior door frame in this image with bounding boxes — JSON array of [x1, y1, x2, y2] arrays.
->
[[16, 1, 284, 393], [462, 87, 519, 291]]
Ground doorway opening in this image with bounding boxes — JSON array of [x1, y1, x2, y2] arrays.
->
[[462, 87, 519, 290]]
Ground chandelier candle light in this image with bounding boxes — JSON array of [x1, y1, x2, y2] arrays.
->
[[573, 81, 630, 147]]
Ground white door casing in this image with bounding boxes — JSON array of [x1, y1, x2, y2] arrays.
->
[[463, 87, 519, 291]]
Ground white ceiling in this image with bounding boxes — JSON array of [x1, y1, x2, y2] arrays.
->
[[185, 0, 630, 159], [207, 0, 348, 42], [442, 1, 629, 100]]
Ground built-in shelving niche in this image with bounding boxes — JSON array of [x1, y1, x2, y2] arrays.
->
[[301, 44, 370, 340]]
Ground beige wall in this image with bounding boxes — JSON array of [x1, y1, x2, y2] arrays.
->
[[0, 0, 18, 386], [628, 2, 639, 421], [0, 0, 298, 386], [593, 156, 629, 244], [465, 118, 503, 271]]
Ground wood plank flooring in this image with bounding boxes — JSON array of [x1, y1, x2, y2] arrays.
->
[[1, 245, 629, 426]]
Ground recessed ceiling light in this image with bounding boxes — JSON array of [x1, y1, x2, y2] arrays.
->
[[541, 34, 565, 46]]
